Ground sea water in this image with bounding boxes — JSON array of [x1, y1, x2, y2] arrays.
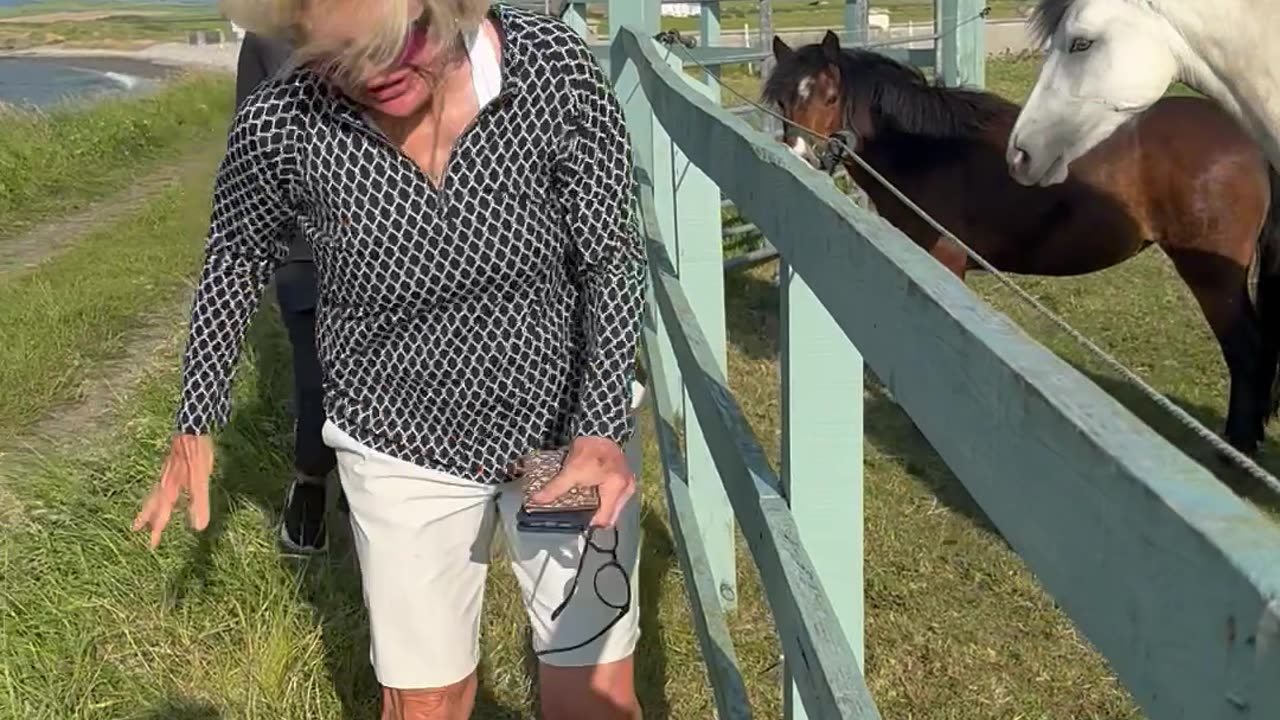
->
[[0, 58, 148, 108]]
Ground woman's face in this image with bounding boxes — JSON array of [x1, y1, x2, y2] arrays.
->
[[306, 0, 462, 117]]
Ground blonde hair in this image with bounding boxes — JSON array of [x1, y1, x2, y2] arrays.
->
[[220, 0, 490, 85]]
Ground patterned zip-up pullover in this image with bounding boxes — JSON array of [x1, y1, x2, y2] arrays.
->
[[176, 4, 645, 484]]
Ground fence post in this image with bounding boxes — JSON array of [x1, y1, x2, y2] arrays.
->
[[844, 0, 868, 44], [562, 0, 589, 39], [610, 0, 683, 419], [699, 1, 721, 93], [779, 260, 865, 720], [936, 0, 985, 87], [658, 38, 735, 612]]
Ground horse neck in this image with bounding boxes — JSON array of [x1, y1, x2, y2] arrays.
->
[[1155, 0, 1280, 170]]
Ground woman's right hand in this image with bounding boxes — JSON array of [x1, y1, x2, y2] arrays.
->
[[132, 433, 215, 549]]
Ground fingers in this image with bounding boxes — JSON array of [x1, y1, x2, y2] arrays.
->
[[188, 469, 211, 531], [132, 434, 217, 548], [590, 472, 635, 529]]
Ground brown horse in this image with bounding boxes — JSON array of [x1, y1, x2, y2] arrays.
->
[[764, 31, 1280, 456]]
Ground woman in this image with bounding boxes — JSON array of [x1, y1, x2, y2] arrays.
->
[[131, 1, 647, 718]]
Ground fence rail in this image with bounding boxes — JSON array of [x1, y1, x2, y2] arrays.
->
[[611, 9, 1280, 719]]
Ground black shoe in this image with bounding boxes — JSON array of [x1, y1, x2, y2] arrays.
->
[[279, 475, 328, 554]]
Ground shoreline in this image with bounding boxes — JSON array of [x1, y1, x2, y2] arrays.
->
[[0, 41, 241, 74], [0, 54, 181, 81]]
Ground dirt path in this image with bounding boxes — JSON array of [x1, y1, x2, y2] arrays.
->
[[0, 146, 223, 530], [0, 152, 215, 279]]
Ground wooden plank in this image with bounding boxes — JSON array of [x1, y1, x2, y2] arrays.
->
[[699, 0, 722, 91], [617, 26, 1280, 718], [562, 0, 589, 38], [611, 0, 683, 417], [723, 246, 778, 273], [644, 202, 882, 720], [936, 0, 985, 88], [661, 49, 738, 611], [588, 45, 936, 73], [780, 257, 866, 720], [642, 292, 753, 720]]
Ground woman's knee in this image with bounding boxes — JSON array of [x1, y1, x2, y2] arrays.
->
[[381, 672, 478, 720], [538, 657, 640, 720]]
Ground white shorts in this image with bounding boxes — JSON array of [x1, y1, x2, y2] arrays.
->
[[322, 416, 643, 690]]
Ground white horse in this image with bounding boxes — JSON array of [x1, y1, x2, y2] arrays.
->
[[1005, 0, 1280, 186]]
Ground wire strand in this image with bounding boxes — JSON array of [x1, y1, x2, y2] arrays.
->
[[654, 23, 1280, 497]]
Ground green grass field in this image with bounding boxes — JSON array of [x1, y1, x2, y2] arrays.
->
[[0, 2, 226, 50], [0, 50, 1273, 719]]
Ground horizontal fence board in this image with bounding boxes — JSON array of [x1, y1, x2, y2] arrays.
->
[[617, 25, 1280, 719], [642, 305, 754, 720], [588, 44, 933, 75], [643, 187, 882, 720]]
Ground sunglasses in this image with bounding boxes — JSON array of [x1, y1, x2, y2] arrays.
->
[[392, 9, 431, 68], [534, 526, 632, 658]]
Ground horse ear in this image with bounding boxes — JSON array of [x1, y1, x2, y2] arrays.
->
[[821, 30, 841, 61], [772, 35, 793, 62]]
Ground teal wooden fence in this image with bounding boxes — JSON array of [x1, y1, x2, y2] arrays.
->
[[575, 1, 1280, 718]]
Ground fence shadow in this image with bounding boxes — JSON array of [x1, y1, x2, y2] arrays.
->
[[723, 265, 1002, 539], [724, 264, 1280, 528], [1068, 363, 1280, 514]]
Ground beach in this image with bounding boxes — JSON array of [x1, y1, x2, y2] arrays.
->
[[2, 40, 241, 73]]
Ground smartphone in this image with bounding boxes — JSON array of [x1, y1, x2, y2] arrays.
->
[[515, 506, 595, 535]]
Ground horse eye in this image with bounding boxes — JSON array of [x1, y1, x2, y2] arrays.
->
[[824, 93, 839, 106], [1069, 38, 1094, 53]]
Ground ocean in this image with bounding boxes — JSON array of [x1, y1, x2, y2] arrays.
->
[[0, 1, 217, 107], [0, 57, 168, 109]]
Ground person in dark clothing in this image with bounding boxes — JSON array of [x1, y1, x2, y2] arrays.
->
[[235, 31, 339, 554]]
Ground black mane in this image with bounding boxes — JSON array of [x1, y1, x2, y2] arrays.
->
[[1028, 0, 1072, 45], [762, 43, 1015, 141]]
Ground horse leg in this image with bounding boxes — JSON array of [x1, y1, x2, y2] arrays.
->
[[930, 235, 969, 281], [1166, 250, 1268, 455]]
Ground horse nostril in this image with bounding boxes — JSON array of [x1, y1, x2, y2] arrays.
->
[[1010, 145, 1032, 170]]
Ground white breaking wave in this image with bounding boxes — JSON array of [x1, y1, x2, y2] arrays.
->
[[100, 71, 142, 90]]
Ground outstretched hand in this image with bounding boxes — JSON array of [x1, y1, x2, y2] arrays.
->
[[531, 436, 634, 528], [132, 433, 214, 549]]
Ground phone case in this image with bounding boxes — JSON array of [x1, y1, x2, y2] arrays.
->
[[513, 447, 600, 513]]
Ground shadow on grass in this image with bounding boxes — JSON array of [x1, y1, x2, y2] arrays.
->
[[138, 697, 222, 720], [724, 265, 1280, 529], [1068, 363, 1280, 514], [723, 266, 1001, 537]]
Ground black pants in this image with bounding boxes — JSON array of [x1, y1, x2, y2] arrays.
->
[[275, 260, 336, 478]]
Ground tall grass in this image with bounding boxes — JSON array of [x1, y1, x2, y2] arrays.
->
[[0, 71, 233, 237]]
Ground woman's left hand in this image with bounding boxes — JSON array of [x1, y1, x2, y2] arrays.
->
[[531, 436, 635, 528]]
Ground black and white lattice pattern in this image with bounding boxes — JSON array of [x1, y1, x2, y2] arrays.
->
[[177, 4, 645, 484]]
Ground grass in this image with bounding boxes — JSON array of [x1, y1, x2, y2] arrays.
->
[[1, 50, 1274, 720], [0, 1, 224, 49], [0, 138, 225, 438], [0, 72, 234, 240]]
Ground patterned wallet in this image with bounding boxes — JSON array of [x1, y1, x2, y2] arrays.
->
[[513, 447, 600, 513]]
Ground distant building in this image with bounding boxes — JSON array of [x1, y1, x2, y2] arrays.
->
[[662, 2, 703, 17], [504, 0, 569, 13]]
